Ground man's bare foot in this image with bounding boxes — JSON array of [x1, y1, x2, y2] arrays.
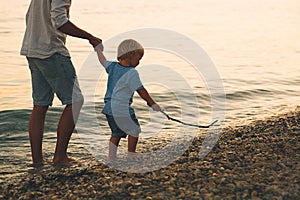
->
[[31, 159, 52, 168], [31, 162, 44, 168], [52, 157, 79, 166]]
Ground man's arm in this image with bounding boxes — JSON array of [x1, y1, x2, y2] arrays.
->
[[50, 0, 102, 48], [58, 21, 102, 47]]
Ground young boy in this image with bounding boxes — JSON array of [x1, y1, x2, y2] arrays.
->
[[94, 39, 162, 160]]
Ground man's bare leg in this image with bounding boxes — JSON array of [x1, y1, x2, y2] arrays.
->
[[28, 105, 48, 165], [53, 101, 83, 164]]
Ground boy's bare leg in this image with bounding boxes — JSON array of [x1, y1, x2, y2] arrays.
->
[[128, 135, 138, 153], [53, 101, 83, 164], [109, 137, 121, 160], [29, 105, 48, 165]]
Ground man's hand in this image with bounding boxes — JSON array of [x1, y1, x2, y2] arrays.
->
[[89, 36, 103, 49]]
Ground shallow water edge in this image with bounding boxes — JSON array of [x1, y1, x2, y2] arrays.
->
[[1, 106, 299, 199]]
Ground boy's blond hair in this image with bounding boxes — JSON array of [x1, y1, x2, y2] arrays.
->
[[117, 39, 144, 60]]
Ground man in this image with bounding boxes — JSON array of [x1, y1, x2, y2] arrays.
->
[[20, 0, 102, 166]]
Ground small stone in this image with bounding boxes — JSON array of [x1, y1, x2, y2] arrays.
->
[[236, 132, 243, 137], [230, 140, 237, 145], [251, 190, 258, 197]]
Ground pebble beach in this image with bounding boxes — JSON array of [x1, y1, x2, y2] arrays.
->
[[1, 107, 299, 200]]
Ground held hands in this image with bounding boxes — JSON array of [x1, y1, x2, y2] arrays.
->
[[89, 36, 103, 50]]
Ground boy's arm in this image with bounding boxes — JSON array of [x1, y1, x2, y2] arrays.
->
[[137, 88, 155, 106], [137, 88, 162, 111], [94, 47, 107, 66]]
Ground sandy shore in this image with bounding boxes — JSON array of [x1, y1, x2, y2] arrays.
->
[[1, 108, 299, 199]]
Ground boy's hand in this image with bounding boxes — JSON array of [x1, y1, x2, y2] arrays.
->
[[151, 103, 163, 112], [94, 43, 104, 52], [94, 43, 107, 66]]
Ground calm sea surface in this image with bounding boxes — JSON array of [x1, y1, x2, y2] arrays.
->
[[0, 0, 299, 179]]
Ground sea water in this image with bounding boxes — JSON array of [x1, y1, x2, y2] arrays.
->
[[0, 0, 299, 180]]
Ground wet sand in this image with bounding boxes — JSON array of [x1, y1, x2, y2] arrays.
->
[[1, 108, 299, 199]]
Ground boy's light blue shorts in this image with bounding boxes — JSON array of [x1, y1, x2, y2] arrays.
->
[[105, 114, 141, 138], [27, 53, 84, 106]]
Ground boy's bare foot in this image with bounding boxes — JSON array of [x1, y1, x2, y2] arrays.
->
[[108, 155, 118, 161], [127, 152, 142, 158]]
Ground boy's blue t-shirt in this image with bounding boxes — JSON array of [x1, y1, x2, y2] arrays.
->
[[102, 61, 144, 117]]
